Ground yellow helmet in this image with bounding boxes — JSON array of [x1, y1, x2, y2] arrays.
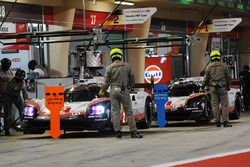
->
[[210, 50, 221, 60], [110, 48, 123, 61]]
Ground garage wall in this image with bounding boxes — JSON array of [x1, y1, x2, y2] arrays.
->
[[238, 28, 250, 71]]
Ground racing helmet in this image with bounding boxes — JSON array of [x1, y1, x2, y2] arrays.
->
[[110, 48, 123, 61], [1, 58, 11, 71], [15, 68, 26, 82], [209, 50, 221, 61]]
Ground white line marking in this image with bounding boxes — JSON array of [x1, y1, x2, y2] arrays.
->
[[150, 148, 250, 167]]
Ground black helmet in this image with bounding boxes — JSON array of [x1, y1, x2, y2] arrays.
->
[[243, 65, 249, 71], [28, 60, 37, 70], [15, 69, 26, 82], [1, 58, 11, 71]]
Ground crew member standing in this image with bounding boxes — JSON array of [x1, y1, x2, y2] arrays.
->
[[203, 50, 232, 127], [5, 69, 29, 135], [98, 48, 142, 138], [0, 58, 14, 135], [239, 65, 250, 111]]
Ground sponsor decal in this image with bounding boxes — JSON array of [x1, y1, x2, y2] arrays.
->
[[144, 65, 163, 84]]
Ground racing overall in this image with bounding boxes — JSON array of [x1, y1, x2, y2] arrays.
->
[[203, 61, 231, 126], [5, 78, 28, 131], [0, 66, 14, 132], [102, 60, 137, 133]]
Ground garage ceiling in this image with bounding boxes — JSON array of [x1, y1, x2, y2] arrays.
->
[[100, 0, 250, 27], [1, 0, 249, 26]]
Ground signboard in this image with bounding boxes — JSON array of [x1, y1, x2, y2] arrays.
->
[[198, 18, 242, 33], [144, 65, 163, 84], [145, 57, 172, 85], [105, 7, 157, 25], [222, 55, 235, 68], [154, 84, 168, 127], [45, 86, 64, 139]]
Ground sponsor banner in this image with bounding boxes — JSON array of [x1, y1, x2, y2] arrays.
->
[[0, 50, 30, 75], [0, 22, 29, 50], [0, 22, 16, 47], [144, 57, 172, 84], [144, 65, 163, 84]]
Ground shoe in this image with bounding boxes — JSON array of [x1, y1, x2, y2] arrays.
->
[[131, 131, 143, 138], [216, 122, 221, 127], [116, 131, 122, 138], [5, 129, 10, 136], [223, 121, 232, 127]]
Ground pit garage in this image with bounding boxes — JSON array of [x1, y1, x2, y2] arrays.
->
[[1, 0, 250, 167]]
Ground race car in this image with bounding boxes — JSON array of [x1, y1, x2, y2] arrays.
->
[[164, 77, 242, 123], [22, 77, 155, 134]]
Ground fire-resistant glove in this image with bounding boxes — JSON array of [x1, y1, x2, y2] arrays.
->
[[98, 88, 105, 97], [199, 84, 206, 92], [199, 87, 204, 92]]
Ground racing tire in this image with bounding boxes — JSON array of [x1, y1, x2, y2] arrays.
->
[[0, 125, 4, 133], [136, 98, 153, 129], [195, 96, 212, 124], [231, 95, 241, 120]]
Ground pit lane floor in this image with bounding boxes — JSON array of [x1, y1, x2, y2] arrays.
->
[[0, 112, 250, 167]]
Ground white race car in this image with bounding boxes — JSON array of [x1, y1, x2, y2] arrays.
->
[[164, 77, 242, 123], [23, 77, 155, 134]]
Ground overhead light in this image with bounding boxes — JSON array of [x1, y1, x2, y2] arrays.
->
[[114, 1, 134, 6]]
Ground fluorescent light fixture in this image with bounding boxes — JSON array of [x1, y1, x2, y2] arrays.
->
[[114, 1, 134, 6]]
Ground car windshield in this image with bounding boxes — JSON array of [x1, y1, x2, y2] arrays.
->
[[170, 84, 200, 97], [64, 84, 100, 102], [65, 92, 98, 102]]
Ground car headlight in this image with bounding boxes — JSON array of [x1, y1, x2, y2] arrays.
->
[[23, 105, 37, 119], [186, 97, 205, 109], [86, 101, 111, 117], [89, 105, 105, 115]]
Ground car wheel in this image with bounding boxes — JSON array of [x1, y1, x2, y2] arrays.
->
[[196, 96, 212, 124], [136, 98, 153, 129], [0, 125, 4, 133], [234, 95, 241, 119]]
